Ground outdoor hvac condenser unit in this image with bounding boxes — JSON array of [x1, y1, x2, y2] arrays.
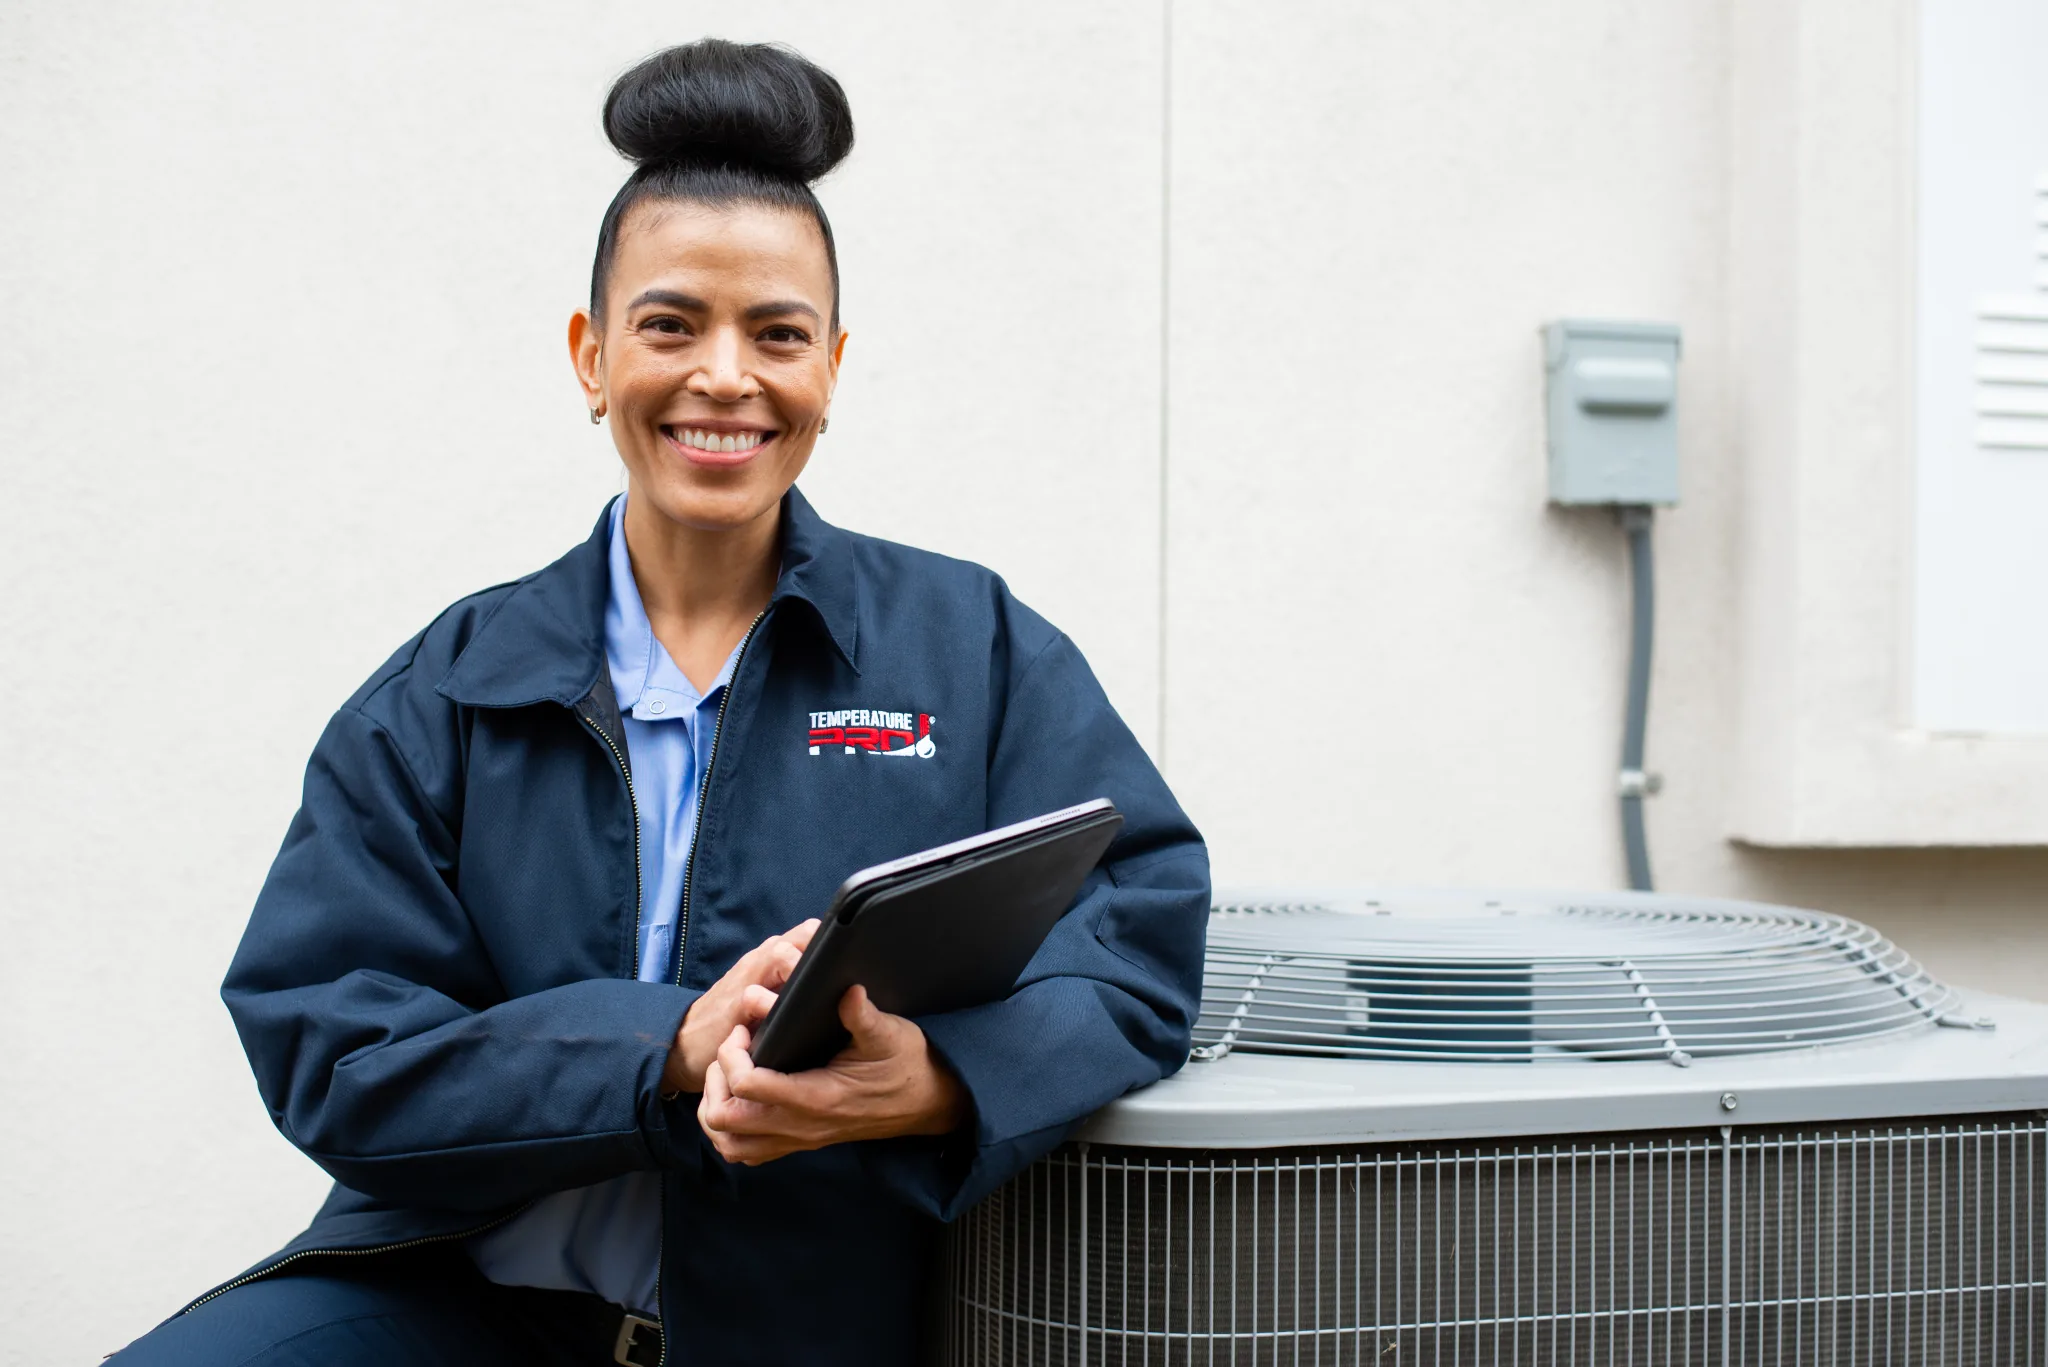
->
[[942, 891, 2048, 1365]]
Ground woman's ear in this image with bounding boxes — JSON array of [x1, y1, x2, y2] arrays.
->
[[569, 309, 605, 413], [825, 328, 849, 408]]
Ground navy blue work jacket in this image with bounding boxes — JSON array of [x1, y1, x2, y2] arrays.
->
[[203, 489, 1210, 1363]]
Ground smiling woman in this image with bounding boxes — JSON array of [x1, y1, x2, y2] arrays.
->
[[107, 37, 1209, 1367], [570, 44, 853, 690]]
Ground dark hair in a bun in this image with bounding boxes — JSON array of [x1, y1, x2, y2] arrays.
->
[[591, 40, 854, 325]]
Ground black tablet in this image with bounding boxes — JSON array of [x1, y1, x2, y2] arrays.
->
[[747, 798, 1125, 1073]]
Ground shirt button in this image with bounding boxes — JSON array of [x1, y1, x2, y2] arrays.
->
[[648, 701, 665, 715]]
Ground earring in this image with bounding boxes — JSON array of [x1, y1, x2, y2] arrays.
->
[[819, 417, 830, 434], [589, 407, 603, 425]]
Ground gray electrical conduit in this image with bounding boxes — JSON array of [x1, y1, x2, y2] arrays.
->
[[1618, 505, 1656, 890]]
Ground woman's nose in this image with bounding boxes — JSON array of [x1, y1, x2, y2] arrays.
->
[[687, 326, 758, 400]]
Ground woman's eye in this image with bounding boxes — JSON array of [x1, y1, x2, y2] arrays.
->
[[760, 326, 811, 345], [640, 316, 690, 336]]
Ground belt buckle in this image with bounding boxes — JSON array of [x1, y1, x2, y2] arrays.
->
[[614, 1311, 662, 1366]]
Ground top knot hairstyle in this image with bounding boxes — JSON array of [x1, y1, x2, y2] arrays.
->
[[591, 40, 855, 327]]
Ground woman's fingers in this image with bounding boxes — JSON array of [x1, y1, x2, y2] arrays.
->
[[839, 984, 908, 1059], [757, 920, 819, 969], [763, 942, 802, 988], [740, 937, 794, 982], [703, 953, 941, 1165], [718, 1023, 755, 1082], [683, 923, 822, 1097], [839, 983, 878, 1034], [700, 1064, 781, 1164], [737, 921, 809, 973], [702, 1028, 779, 1135], [698, 1055, 730, 1129], [749, 920, 817, 990], [722, 1029, 802, 1109], [714, 1026, 793, 1118]]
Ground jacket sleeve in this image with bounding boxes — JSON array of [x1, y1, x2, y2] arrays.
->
[[221, 702, 704, 1214], [868, 626, 1210, 1219]]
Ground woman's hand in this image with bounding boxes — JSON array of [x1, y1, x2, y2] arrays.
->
[[662, 919, 819, 1097], [697, 985, 966, 1166]]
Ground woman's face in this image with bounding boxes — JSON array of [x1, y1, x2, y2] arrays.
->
[[571, 201, 845, 536]]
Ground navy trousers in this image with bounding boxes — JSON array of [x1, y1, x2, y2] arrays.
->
[[107, 1248, 631, 1366]]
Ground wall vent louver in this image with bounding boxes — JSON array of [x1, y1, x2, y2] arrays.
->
[[942, 890, 2048, 1365], [1970, 170, 2048, 451]]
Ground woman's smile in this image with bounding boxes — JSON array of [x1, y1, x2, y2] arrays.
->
[[660, 420, 777, 467]]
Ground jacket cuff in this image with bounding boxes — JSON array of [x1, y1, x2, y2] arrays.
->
[[633, 984, 705, 1169], [859, 1122, 1069, 1223], [863, 1014, 1069, 1221]]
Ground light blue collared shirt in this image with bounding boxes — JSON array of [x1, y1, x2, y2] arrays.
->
[[468, 495, 740, 1314]]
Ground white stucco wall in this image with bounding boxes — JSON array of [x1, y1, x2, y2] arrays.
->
[[2, 3, 2042, 1361]]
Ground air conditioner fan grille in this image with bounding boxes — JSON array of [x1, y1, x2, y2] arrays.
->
[[1193, 897, 1962, 1065]]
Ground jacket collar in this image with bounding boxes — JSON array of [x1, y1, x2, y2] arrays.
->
[[436, 485, 859, 709]]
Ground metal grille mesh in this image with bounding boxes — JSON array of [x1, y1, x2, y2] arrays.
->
[[1193, 898, 1965, 1066], [943, 1115, 2048, 1365]]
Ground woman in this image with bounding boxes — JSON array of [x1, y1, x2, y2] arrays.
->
[[112, 38, 1208, 1367]]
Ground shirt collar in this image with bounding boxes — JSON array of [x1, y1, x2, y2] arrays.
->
[[604, 495, 737, 719]]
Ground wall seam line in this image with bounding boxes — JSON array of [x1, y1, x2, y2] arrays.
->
[[1157, 0, 1173, 769]]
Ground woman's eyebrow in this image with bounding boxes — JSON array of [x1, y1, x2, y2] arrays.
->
[[743, 300, 822, 325], [627, 288, 707, 312]]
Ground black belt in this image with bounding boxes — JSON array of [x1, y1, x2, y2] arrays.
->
[[371, 1244, 668, 1364], [483, 1278, 664, 1366]]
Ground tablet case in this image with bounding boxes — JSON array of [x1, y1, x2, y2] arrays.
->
[[747, 798, 1124, 1073]]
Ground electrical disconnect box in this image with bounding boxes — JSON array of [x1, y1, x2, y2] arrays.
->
[[1542, 320, 1682, 505]]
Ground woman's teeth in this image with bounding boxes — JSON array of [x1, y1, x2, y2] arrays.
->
[[671, 427, 767, 454]]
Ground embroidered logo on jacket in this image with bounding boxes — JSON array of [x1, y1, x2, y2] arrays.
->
[[808, 709, 936, 758]]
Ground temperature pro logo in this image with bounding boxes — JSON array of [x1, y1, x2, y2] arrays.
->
[[808, 708, 936, 758]]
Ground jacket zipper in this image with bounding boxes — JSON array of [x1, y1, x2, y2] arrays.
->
[[645, 607, 766, 1367], [580, 713, 646, 977], [175, 1203, 531, 1316], [583, 699, 670, 1362], [673, 608, 767, 991]]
